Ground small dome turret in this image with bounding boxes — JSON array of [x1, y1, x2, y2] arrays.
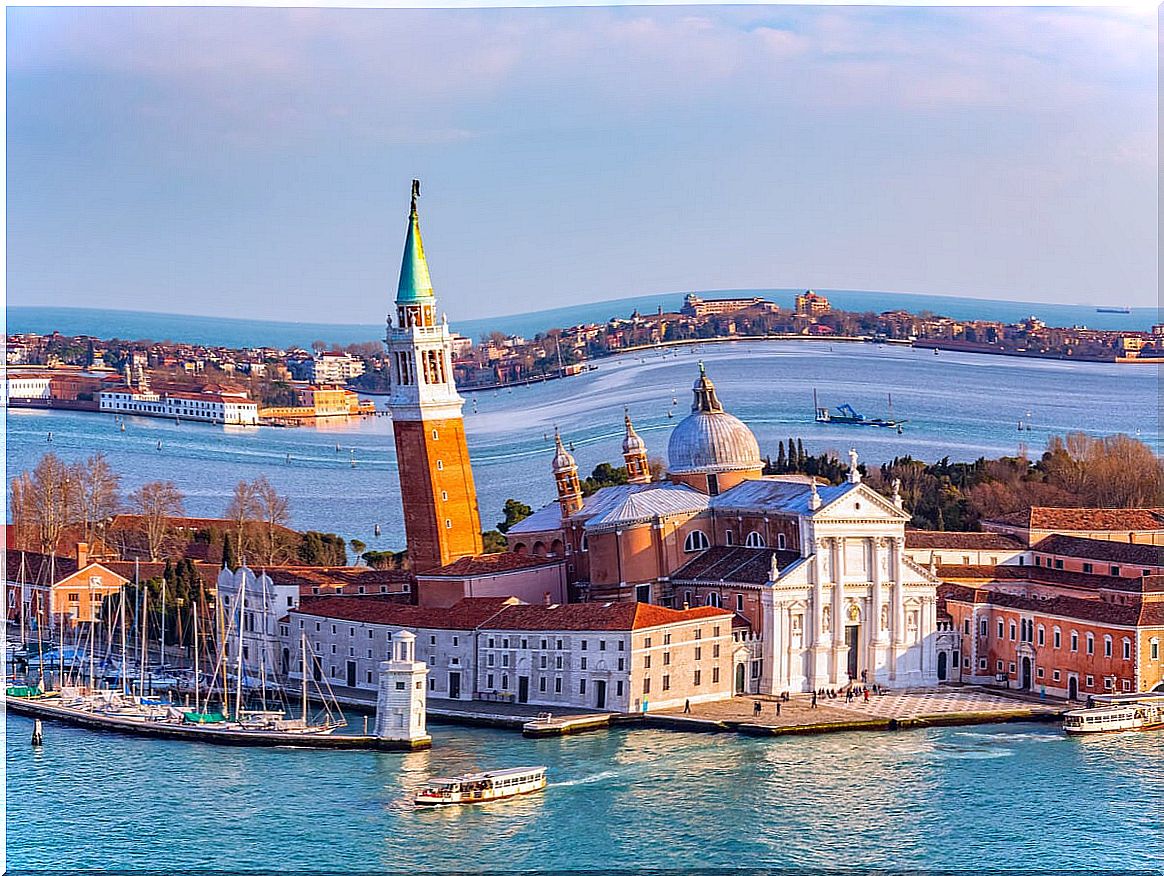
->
[[667, 363, 762, 479]]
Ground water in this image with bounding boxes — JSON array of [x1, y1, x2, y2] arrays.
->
[[8, 288, 1160, 348], [7, 341, 1159, 548], [5, 714, 1160, 871]]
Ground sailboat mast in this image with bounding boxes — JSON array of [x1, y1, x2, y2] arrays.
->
[[88, 578, 95, 690], [301, 631, 308, 725], [18, 552, 27, 647], [119, 587, 128, 694], [139, 577, 148, 697], [233, 578, 246, 720], [160, 574, 166, 671], [193, 603, 200, 715]]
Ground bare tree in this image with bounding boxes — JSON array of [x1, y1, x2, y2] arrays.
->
[[128, 481, 185, 561], [74, 453, 122, 547], [251, 475, 291, 566], [226, 479, 261, 564], [13, 453, 77, 553]]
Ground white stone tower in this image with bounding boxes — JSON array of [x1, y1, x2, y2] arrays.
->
[[374, 629, 431, 746]]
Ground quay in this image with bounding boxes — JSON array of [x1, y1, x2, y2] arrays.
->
[[4, 695, 429, 751]]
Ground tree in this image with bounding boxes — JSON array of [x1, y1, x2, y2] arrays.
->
[[250, 475, 291, 565], [498, 499, 532, 533], [350, 540, 367, 565], [74, 453, 121, 547], [226, 479, 260, 564], [11, 453, 78, 553], [128, 481, 185, 561], [776, 441, 786, 472], [221, 535, 238, 572], [481, 530, 508, 553]]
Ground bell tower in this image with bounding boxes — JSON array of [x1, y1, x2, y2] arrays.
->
[[552, 429, 583, 519], [622, 409, 651, 485], [386, 180, 483, 572]]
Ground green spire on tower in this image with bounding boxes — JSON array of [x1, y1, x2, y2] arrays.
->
[[396, 179, 435, 304]]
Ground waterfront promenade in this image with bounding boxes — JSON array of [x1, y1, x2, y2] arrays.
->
[[650, 686, 1064, 735]]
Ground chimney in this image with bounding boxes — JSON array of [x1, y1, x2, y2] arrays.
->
[[77, 542, 89, 568]]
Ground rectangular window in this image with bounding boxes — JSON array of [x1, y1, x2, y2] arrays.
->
[[980, 619, 988, 637], [557, 639, 563, 649], [599, 640, 606, 651], [581, 657, 587, 670], [662, 675, 671, 691], [539, 677, 547, 692], [695, 629, 702, 640], [736, 594, 744, 612], [1123, 640, 1131, 660], [541, 639, 547, 650], [979, 658, 988, 670], [1086, 637, 1094, 656], [579, 678, 586, 695], [581, 640, 587, 651], [1009, 622, 1016, 641], [617, 640, 624, 651], [644, 637, 652, 648], [1070, 632, 1078, 652], [644, 655, 651, 669], [616, 680, 624, 696], [540, 656, 547, 669], [554, 678, 562, 694], [998, 620, 1004, 639], [712, 667, 720, 684], [643, 677, 650, 694], [1054, 629, 1061, 649], [694, 669, 702, 686], [964, 619, 970, 635], [663, 652, 670, 666], [484, 674, 494, 688], [713, 644, 720, 658], [1036, 667, 1044, 679], [1085, 675, 1094, 688], [1053, 670, 1061, 682], [1037, 626, 1045, 646], [555, 656, 563, 669], [1110, 566, 1120, 576], [1082, 562, 1093, 574], [487, 653, 495, 666], [695, 647, 702, 661]]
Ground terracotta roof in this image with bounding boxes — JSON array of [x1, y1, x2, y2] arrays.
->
[[670, 545, 802, 585], [292, 596, 518, 630], [984, 507, 1164, 532], [935, 564, 1157, 593], [266, 566, 414, 593], [103, 561, 219, 589], [939, 583, 1163, 629], [1032, 535, 1164, 567], [418, 553, 562, 578], [5, 550, 79, 585], [482, 601, 732, 632], [905, 530, 1024, 551]]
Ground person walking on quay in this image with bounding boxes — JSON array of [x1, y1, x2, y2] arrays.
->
[[753, 700, 762, 717], [864, 688, 870, 703], [811, 691, 818, 709], [775, 701, 781, 718], [684, 699, 691, 714]]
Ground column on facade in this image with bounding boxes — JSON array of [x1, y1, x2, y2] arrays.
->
[[871, 537, 885, 642], [811, 539, 825, 649], [892, 537, 905, 645], [759, 588, 776, 695], [831, 537, 845, 683]]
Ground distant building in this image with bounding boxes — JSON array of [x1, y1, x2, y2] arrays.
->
[[680, 293, 771, 318], [4, 372, 52, 403], [981, 507, 1164, 547], [794, 290, 831, 317], [903, 530, 1028, 567], [100, 387, 259, 425], [307, 352, 366, 384], [258, 385, 373, 421]]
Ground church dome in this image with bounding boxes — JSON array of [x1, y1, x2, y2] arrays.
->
[[667, 365, 762, 475], [622, 410, 647, 455], [551, 428, 577, 474]]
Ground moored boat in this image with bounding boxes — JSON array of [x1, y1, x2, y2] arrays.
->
[[414, 767, 547, 806], [1063, 694, 1164, 735]]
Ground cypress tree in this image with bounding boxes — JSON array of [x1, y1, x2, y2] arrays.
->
[[788, 436, 798, 468], [221, 535, 237, 571], [796, 439, 806, 468], [776, 441, 786, 472]]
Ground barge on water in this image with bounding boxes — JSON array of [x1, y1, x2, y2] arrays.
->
[[813, 390, 906, 430], [1062, 693, 1164, 736]]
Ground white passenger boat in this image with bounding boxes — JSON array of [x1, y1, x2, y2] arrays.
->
[[1063, 694, 1164, 735], [414, 767, 547, 806]]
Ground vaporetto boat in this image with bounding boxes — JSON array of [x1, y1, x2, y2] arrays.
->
[[1063, 693, 1164, 735], [414, 767, 548, 806]]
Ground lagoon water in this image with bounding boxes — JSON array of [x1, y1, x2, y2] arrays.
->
[[5, 713, 1161, 871], [7, 340, 1159, 550]]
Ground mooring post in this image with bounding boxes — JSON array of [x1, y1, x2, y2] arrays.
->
[[31, 719, 43, 746]]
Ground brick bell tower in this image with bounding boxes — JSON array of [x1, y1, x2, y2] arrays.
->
[[386, 180, 483, 572]]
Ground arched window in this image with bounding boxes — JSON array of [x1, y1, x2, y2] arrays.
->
[[1103, 635, 1112, 658], [707, 592, 722, 608], [683, 531, 710, 553], [724, 530, 734, 546], [777, 533, 787, 550], [745, 531, 766, 548], [579, 533, 588, 552]]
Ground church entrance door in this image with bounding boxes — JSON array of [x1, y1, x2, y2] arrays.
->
[[735, 663, 745, 694], [1021, 657, 1032, 690], [845, 625, 859, 681]]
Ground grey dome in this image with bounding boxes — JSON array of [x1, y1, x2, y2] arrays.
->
[[667, 364, 762, 474]]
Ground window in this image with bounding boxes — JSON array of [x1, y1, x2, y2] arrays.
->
[[1085, 633, 1094, 655], [367, 671, 373, 684], [644, 655, 651, 669], [644, 637, 652, 648], [618, 640, 625, 650], [1009, 622, 1016, 641], [707, 592, 722, 608], [541, 639, 547, 650], [395, 681, 405, 690], [436, 460, 444, 471], [556, 639, 563, 649], [1053, 628, 1061, 649], [1008, 662, 1016, 673], [430, 635, 436, 645], [521, 638, 528, 649], [1110, 566, 1120, 576], [663, 652, 671, 666], [684, 591, 692, 607], [453, 637, 459, 647], [599, 640, 606, 651], [778, 533, 787, 550], [745, 531, 766, 548], [724, 530, 734, 546], [693, 669, 702, 686], [643, 677, 651, 694], [1054, 559, 1063, 570], [998, 620, 1004, 639], [616, 680, 624, 696], [1036, 668, 1044, 679], [662, 675, 671, 691], [713, 644, 720, 658], [694, 647, 702, 661], [980, 619, 988, 637], [617, 658, 624, 671], [1037, 625, 1045, 646], [1085, 675, 1094, 688], [695, 628, 702, 640], [539, 677, 547, 692], [1151, 639, 1160, 661], [502, 654, 510, 667], [683, 530, 710, 553], [736, 594, 744, 613], [581, 657, 587, 670], [1103, 677, 1113, 691], [1053, 670, 1061, 681], [996, 660, 1004, 671], [540, 656, 547, 669], [487, 653, 495, 667], [1082, 562, 1093, 574], [488, 638, 495, 648], [663, 633, 671, 645], [964, 620, 971, 636], [445, 519, 452, 529], [501, 675, 509, 689], [579, 679, 586, 695], [1070, 631, 1079, 652], [1123, 639, 1132, 660], [554, 678, 562, 694], [581, 640, 587, 650], [712, 667, 720, 684], [555, 656, 563, 669]]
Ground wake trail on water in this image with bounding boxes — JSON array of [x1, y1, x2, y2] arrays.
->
[[550, 769, 619, 788]]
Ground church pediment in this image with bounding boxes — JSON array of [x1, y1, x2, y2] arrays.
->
[[813, 483, 909, 523]]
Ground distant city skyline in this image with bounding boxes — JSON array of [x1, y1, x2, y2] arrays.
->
[[6, 4, 1157, 323]]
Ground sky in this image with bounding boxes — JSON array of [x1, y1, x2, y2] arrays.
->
[[5, 4, 1158, 323]]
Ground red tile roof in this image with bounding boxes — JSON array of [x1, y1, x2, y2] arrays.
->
[[483, 601, 732, 632], [984, 507, 1164, 532], [266, 566, 413, 593], [935, 564, 1160, 594], [939, 583, 1164, 629], [292, 596, 517, 630], [905, 530, 1024, 550], [1031, 535, 1164, 567], [418, 553, 562, 578]]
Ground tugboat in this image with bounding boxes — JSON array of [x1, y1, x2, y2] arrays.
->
[[414, 767, 547, 806]]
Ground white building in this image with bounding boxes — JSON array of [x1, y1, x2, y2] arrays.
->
[[280, 596, 734, 712], [4, 373, 52, 403], [217, 565, 301, 685], [99, 387, 259, 425], [374, 630, 430, 745], [308, 352, 366, 384]]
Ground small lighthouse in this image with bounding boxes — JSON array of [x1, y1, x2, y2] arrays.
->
[[374, 630, 432, 749]]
